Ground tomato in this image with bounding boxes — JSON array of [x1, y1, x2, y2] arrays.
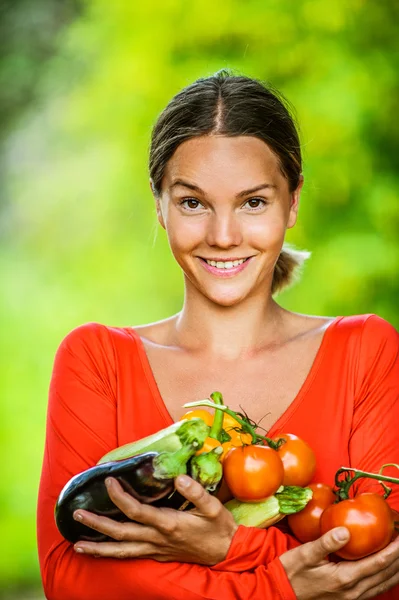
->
[[320, 493, 395, 560], [288, 483, 336, 542], [223, 445, 284, 502], [273, 433, 316, 487], [179, 409, 213, 427], [195, 437, 222, 456]]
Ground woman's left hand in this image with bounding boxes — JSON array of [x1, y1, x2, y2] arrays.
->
[[73, 474, 238, 565]]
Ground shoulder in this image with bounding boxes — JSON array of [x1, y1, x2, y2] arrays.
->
[[333, 315, 399, 382], [334, 314, 399, 347], [55, 322, 141, 363]]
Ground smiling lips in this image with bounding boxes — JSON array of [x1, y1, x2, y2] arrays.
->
[[199, 256, 252, 277]]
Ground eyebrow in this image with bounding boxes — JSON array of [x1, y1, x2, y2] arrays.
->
[[169, 179, 276, 197]]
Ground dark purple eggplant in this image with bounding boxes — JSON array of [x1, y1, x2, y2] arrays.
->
[[55, 451, 182, 543], [55, 430, 224, 542]]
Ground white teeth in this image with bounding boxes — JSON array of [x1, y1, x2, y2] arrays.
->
[[205, 258, 246, 269]]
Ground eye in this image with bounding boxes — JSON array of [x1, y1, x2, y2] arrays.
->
[[244, 197, 267, 210], [179, 198, 203, 211]]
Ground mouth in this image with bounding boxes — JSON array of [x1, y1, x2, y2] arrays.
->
[[199, 257, 251, 269], [197, 256, 253, 277]]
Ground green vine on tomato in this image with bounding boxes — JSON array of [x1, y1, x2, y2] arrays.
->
[[333, 463, 399, 501]]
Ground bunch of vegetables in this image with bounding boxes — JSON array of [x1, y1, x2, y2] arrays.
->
[[185, 395, 399, 560], [55, 392, 313, 543], [55, 391, 399, 561]]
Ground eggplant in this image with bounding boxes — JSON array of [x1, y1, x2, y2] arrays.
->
[[55, 446, 195, 543], [55, 420, 224, 543]]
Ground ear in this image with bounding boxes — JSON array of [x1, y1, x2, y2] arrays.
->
[[156, 200, 165, 229], [150, 179, 166, 229], [287, 174, 303, 229]]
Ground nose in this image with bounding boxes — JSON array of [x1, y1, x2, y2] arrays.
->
[[206, 210, 242, 249]]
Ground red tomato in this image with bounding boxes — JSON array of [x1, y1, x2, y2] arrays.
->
[[223, 445, 284, 502], [320, 493, 395, 560], [288, 483, 336, 542], [273, 433, 316, 487]]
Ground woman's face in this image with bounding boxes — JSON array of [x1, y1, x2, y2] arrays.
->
[[155, 135, 302, 307]]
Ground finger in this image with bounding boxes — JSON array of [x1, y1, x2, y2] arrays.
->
[[359, 556, 399, 597], [344, 538, 399, 580], [105, 477, 178, 533], [74, 540, 154, 559], [301, 527, 351, 566], [358, 563, 399, 600], [354, 541, 399, 597], [349, 535, 399, 580], [175, 475, 221, 518], [73, 509, 151, 542]]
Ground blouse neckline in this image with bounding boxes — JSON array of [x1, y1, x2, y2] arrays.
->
[[131, 316, 343, 435]]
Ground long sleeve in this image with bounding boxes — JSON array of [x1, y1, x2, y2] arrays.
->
[[348, 315, 399, 600], [37, 323, 298, 600], [349, 315, 399, 508]]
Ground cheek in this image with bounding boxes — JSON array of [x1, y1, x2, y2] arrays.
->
[[244, 214, 286, 248], [165, 216, 206, 255]]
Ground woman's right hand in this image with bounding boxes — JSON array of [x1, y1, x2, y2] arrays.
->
[[280, 527, 399, 600]]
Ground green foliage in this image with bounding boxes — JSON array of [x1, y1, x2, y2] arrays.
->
[[1, 0, 398, 593]]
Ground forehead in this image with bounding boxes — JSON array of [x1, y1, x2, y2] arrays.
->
[[162, 135, 284, 192]]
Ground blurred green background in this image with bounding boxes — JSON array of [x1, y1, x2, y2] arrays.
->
[[1, 0, 398, 596]]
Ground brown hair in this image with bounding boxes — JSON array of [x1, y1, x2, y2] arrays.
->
[[149, 69, 309, 294]]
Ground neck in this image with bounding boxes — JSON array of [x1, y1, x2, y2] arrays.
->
[[173, 281, 285, 359]]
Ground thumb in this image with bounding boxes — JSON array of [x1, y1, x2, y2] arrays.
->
[[303, 527, 350, 564], [175, 475, 220, 515]]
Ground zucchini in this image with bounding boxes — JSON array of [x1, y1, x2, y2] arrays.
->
[[97, 418, 209, 464], [225, 485, 313, 528]]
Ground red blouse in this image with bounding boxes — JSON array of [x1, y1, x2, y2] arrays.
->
[[37, 314, 399, 600]]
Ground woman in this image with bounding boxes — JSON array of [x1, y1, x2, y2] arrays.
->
[[37, 70, 399, 600]]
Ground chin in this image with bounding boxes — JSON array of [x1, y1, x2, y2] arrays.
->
[[205, 290, 248, 308]]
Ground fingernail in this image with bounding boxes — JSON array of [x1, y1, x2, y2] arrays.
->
[[73, 511, 83, 521], [105, 478, 112, 488], [176, 475, 191, 488], [75, 546, 84, 554], [333, 527, 349, 542]]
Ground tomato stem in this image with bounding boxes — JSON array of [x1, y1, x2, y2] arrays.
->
[[334, 465, 399, 501]]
